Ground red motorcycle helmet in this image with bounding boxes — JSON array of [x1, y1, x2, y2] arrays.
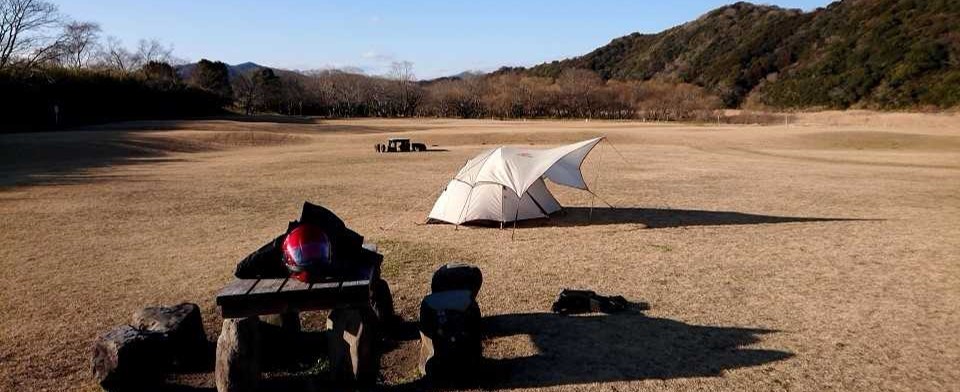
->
[[282, 224, 333, 282]]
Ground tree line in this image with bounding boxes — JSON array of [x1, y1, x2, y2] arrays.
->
[[243, 66, 722, 122], [0, 0, 227, 130], [2, 0, 728, 131]]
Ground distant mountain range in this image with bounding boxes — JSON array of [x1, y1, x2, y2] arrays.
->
[[175, 0, 959, 109], [512, 0, 960, 109], [175, 61, 269, 79]]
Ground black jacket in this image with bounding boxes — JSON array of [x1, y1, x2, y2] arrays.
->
[[234, 202, 364, 279]]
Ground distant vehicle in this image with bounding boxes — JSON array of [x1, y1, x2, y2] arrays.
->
[[376, 138, 427, 153]]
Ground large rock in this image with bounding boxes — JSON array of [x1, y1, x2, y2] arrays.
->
[[91, 325, 168, 392], [326, 309, 379, 385], [133, 302, 207, 369], [215, 317, 261, 392]]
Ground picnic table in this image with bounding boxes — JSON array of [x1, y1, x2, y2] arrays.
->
[[214, 244, 387, 391], [216, 264, 378, 318]]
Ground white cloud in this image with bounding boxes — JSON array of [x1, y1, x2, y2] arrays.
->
[[361, 50, 395, 62], [369, 15, 382, 24]]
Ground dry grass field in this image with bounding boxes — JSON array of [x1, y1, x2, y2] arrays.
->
[[1, 112, 959, 391]]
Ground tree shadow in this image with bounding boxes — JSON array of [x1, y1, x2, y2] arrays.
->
[[205, 114, 319, 124], [392, 310, 792, 390], [512, 207, 876, 229], [0, 131, 196, 189]]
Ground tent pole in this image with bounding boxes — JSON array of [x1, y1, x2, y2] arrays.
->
[[511, 199, 520, 240], [500, 185, 505, 230], [589, 141, 605, 221], [587, 190, 615, 208], [454, 184, 477, 231]]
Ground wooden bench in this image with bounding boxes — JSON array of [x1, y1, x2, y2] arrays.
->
[[216, 267, 378, 318], [214, 246, 385, 391]]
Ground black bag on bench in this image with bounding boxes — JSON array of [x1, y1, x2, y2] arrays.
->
[[234, 202, 365, 279]]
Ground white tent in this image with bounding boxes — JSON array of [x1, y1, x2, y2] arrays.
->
[[428, 137, 605, 225]]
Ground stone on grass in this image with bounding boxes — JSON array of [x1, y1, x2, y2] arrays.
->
[[215, 317, 261, 392], [133, 302, 207, 369], [91, 325, 168, 392]]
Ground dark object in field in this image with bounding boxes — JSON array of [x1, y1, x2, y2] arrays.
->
[[418, 290, 483, 381], [551, 289, 635, 314], [431, 262, 483, 299], [234, 202, 364, 279], [91, 325, 169, 392], [375, 138, 427, 153], [132, 302, 208, 370]]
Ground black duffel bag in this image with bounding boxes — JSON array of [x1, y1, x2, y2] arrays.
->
[[551, 289, 631, 314]]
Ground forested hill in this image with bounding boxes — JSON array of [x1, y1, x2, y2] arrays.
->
[[524, 0, 960, 109]]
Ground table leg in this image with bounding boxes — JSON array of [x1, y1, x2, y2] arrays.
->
[[215, 317, 261, 392], [326, 308, 379, 385]]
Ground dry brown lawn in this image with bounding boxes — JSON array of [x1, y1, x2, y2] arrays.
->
[[1, 112, 958, 391]]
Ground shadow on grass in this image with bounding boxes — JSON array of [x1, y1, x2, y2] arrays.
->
[[508, 206, 877, 229], [161, 308, 792, 391], [392, 310, 791, 390], [0, 131, 202, 189], [208, 114, 319, 124]]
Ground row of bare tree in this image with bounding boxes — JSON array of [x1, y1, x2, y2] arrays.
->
[[0, 0, 176, 71], [277, 67, 722, 121], [2, 0, 722, 122]]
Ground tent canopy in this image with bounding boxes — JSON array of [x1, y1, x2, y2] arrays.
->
[[429, 137, 604, 224]]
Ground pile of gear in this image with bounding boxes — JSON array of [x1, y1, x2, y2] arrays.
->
[[234, 203, 491, 383], [235, 202, 367, 282]]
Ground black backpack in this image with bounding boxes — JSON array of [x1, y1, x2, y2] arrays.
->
[[418, 290, 482, 378]]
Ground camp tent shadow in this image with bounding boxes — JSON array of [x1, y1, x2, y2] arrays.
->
[[515, 206, 870, 229], [472, 311, 792, 389]]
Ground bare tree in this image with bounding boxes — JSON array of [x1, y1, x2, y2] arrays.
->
[[232, 73, 257, 115], [134, 38, 173, 68], [0, 0, 60, 69], [98, 36, 134, 71], [388, 61, 419, 116], [60, 21, 99, 68]]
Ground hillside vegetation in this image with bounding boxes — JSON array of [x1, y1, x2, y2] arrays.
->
[[527, 0, 960, 109], [2, 0, 957, 131]]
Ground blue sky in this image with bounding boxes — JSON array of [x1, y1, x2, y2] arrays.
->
[[55, 0, 832, 79]]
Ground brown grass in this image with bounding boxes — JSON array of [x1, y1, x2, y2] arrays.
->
[[1, 112, 958, 391]]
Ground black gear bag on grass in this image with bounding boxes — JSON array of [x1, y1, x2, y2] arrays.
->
[[551, 289, 631, 314]]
